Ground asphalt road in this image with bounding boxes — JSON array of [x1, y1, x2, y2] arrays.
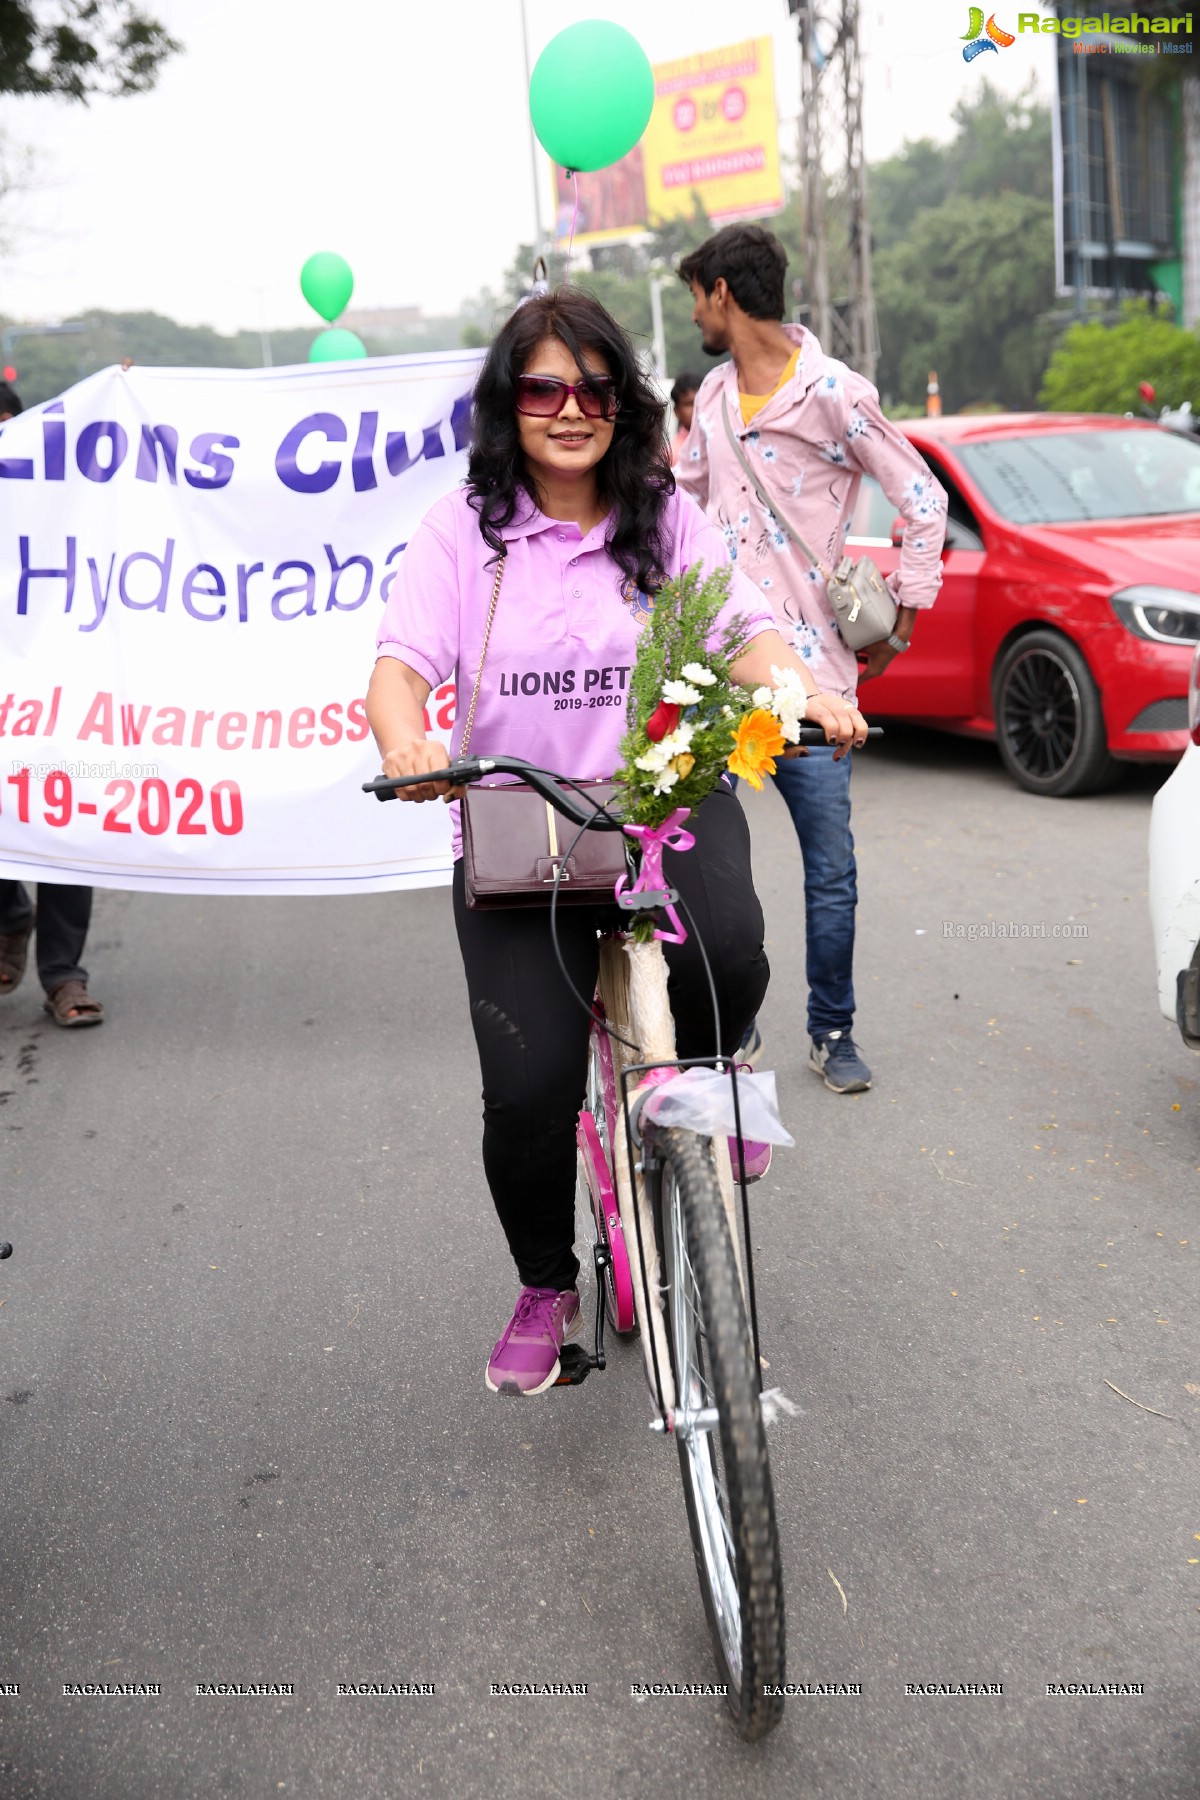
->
[[1, 726, 1197, 1800]]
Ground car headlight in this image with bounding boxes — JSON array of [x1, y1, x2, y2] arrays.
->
[[1111, 587, 1200, 645]]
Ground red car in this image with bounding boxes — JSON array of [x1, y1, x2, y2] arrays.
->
[[847, 414, 1200, 795]]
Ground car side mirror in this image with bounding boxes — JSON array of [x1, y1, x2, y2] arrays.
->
[[890, 516, 905, 547]]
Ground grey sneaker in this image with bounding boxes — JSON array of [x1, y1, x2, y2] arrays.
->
[[810, 1032, 872, 1093], [737, 1018, 764, 1067], [485, 1286, 581, 1396]]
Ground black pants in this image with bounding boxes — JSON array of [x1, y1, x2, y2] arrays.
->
[[452, 783, 769, 1291], [0, 880, 92, 993]]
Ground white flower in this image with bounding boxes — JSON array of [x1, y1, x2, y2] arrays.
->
[[761, 576, 774, 590], [680, 662, 717, 686], [751, 686, 774, 707], [846, 412, 869, 440], [661, 679, 703, 706], [903, 473, 928, 503], [651, 766, 681, 796], [761, 445, 778, 463], [721, 705, 734, 718], [738, 509, 751, 527], [790, 475, 805, 497], [688, 445, 701, 461], [821, 370, 843, 395], [635, 745, 672, 774], [657, 724, 695, 757], [819, 442, 847, 466], [766, 665, 810, 741]]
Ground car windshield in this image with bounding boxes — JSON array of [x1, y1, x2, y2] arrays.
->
[[956, 428, 1200, 524]]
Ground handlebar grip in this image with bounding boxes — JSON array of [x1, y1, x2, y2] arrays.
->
[[363, 761, 480, 801]]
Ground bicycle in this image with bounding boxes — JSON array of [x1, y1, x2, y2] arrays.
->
[[365, 748, 839, 1739]]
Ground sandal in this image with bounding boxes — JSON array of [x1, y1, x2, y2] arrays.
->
[[43, 979, 104, 1028], [0, 923, 33, 996]]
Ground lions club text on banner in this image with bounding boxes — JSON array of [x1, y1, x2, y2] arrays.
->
[[0, 353, 483, 894]]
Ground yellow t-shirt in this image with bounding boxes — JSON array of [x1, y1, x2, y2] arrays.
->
[[739, 349, 800, 425]]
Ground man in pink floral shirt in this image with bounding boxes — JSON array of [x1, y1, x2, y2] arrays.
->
[[675, 224, 947, 1093]]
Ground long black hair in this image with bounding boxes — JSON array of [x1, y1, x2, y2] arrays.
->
[[466, 289, 674, 594]]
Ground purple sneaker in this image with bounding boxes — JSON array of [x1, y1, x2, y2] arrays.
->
[[486, 1286, 581, 1396], [729, 1137, 772, 1184]]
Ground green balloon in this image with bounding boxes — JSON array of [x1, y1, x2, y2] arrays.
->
[[300, 252, 354, 323], [308, 328, 367, 363], [529, 21, 654, 173]]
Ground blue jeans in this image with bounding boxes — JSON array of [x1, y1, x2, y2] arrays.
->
[[768, 748, 857, 1040]]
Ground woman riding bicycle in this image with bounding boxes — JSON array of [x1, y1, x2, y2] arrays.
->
[[366, 289, 867, 1396]]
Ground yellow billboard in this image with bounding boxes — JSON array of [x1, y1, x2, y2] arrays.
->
[[552, 36, 784, 247]]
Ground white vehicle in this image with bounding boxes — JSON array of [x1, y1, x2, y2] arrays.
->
[[1149, 642, 1200, 1051]]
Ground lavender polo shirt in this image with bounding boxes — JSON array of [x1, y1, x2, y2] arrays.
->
[[375, 485, 775, 856]]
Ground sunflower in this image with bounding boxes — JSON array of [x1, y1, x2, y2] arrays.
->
[[727, 709, 786, 790]]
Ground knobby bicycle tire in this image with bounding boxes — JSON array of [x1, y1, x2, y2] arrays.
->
[[655, 1125, 785, 1740]]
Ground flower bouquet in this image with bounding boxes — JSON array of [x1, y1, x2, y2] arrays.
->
[[616, 560, 809, 826], [618, 565, 810, 828], [612, 563, 800, 1154]]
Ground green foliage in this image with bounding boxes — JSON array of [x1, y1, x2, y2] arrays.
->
[[1038, 301, 1200, 414], [870, 80, 1051, 255], [0, 0, 180, 99], [873, 190, 1056, 413], [2, 308, 473, 406]]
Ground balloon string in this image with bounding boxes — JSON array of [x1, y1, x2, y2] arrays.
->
[[565, 170, 579, 284]]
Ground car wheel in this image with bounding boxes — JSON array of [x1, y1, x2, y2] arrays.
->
[[993, 630, 1122, 798]]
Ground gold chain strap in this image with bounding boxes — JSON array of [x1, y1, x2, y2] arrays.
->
[[459, 550, 506, 757]]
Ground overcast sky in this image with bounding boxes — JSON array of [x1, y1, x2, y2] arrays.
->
[[0, 0, 1049, 336]]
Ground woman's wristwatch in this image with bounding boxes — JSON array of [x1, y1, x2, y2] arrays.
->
[[886, 632, 911, 654]]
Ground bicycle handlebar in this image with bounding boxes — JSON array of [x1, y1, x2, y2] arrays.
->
[[363, 754, 625, 827], [362, 729, 884, 822]]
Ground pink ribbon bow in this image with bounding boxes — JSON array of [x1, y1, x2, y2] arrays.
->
[[615, 808, 695, 944]]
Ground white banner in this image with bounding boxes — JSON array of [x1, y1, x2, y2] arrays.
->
[[0, 353, 484, 893]]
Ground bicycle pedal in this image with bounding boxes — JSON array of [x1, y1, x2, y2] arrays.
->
[[554, 1344, 593, 1386]]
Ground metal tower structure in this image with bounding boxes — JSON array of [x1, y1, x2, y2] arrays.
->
[[791, 0, 878, 382]]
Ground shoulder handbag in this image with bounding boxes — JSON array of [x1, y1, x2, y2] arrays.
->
[[720, 396, 896, 651], [458, 550, 631, 909]]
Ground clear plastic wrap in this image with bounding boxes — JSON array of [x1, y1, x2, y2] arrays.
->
[[642, 1067, 795, 1147]]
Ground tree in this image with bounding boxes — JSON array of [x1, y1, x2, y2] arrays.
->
[[1038, 301, 1200, 414], [873, 190, 1056, 413], [0, 0, 179, 99], [5, 308, 482, 406], [869, 80, 1051, 256]]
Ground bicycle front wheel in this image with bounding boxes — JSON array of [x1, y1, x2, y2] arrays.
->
[[656, 1126, 785, 1740]]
